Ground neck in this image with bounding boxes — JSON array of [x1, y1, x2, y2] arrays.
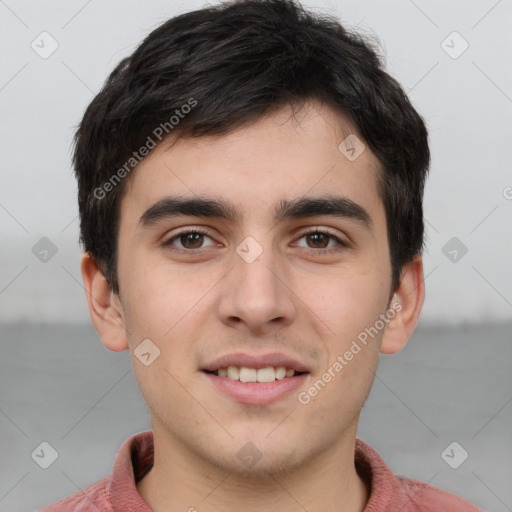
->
[[137, 424, 370, 512]]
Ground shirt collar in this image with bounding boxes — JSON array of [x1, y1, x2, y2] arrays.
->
[[108, 431, 396, 511]]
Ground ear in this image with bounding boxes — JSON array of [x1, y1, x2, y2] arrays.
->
[[80, 253, 129, 352], [380, 254, 425, 355]]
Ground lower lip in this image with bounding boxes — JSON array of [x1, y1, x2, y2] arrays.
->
[[201, 371, 309, 405]]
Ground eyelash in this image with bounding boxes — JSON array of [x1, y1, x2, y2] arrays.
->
[[161, 227, 348, 256]]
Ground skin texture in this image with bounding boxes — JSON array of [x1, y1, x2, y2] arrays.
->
[[81, 99, 425, 512]]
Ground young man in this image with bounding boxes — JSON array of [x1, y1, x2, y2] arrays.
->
[[41, 0, 483, 510]]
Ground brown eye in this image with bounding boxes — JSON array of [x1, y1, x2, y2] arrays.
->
[[162, 228, 215, 253], [179, 232, 204, 249], [294, 229, 348, 254], [305, 232, 330, 249]]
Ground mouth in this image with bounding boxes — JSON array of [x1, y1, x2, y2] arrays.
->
[[200, 353, 310, 405], [203, 366, 306, 382]]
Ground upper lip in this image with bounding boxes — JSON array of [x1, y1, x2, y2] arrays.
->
[[201, 353, 311, 373]]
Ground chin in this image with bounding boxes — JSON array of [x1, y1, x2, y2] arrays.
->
[[222, 446, 309, 478], [198, 434, 313, 478]]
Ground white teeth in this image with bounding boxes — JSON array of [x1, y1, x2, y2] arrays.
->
[[256, 367, 276, 383], [275, 367, 286, 379], [227, 366, 239, 380], [239, 367, 257, 383], [215, 366, 298, 382]]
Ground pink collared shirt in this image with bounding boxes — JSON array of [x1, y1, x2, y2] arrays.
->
[[39, 431, 483, 511]]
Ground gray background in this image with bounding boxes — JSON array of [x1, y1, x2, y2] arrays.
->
[[0, 0, 511, 511]]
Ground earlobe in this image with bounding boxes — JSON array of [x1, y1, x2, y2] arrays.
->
[[80, 253, 129, 352], [380, 254, 425, 355]]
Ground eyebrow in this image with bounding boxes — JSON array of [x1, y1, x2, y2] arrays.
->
[[138, 194, 373, 231]]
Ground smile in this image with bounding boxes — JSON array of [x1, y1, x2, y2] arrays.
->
[[204, 366, 303, 382]]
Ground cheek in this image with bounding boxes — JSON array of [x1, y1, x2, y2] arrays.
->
[[303, 266, 389, 342], [120, 254, 193, 337], [123, 265, 200, 415], [303, 284, 383, 410], [120, 256, 209, 373]]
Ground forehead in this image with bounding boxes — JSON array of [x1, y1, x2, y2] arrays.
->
[[119, 100, 384, 230]]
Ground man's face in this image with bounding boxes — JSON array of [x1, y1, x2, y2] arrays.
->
[[115, 100, 394, 475]]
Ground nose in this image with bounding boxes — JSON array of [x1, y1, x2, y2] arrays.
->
[[217, 240, 297, 336]]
